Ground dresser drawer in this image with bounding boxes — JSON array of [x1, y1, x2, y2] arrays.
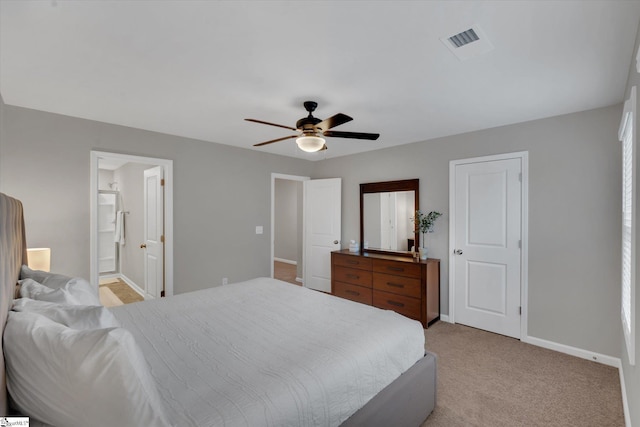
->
[[373, 272, 421, 298], [334, 281, 372, 305], [332, 253, 372, 270], [333, 265, 372, 287], [372, 259, 421, 278], [373, 291, 421, 322]]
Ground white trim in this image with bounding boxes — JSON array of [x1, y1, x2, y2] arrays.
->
[[295, 277, 303, 283], [274, 257, 297, 265], [448, 151, 529, 339], [439, 314, 451, 323], [270, 173, 309, 280], [98, 273, 120, 281], [619, 86, 637, 367], [617, 360, 631, 427], [90, 151, 174, 297], [522, 335, 619, 367]]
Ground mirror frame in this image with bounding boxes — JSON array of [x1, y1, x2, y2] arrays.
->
[[360, 179, 419, 256]]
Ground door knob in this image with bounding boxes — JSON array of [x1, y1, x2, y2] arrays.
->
[[140, 244, 147, 249], [454, 249, 463, 255]]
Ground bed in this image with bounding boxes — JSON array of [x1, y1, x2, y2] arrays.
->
[[0, 192, 437, 426]]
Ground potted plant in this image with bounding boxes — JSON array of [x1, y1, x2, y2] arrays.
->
[[412, 210, 442, 259]]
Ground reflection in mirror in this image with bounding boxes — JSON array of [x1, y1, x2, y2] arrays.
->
[[360, 179, 419, 256], [363, 191, 415, 251]]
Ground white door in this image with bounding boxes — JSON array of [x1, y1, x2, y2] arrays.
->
[[143, 166, 164, 299], [303, 178, 342, 292], [452, 157, 522, 338]]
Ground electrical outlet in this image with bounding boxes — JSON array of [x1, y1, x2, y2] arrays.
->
[[255, 226, 263, 234], [222, 277, 228, 286]]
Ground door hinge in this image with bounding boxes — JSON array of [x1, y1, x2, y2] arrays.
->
[[519, 306, 522, 315], [518, 172, 522, 182], [160, 235, 165, 243], [161, 178, 165, 186], [161, 290, 165, 298], [518, 240, 521, 249]]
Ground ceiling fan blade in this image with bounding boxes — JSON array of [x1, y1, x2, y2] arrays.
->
[[323, 130, 380, 140], [253, 134, 298, 147], [245, 118, 297, 132], [317, 113, 353, 131]]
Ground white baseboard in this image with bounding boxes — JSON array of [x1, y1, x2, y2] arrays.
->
[[439, 314, 451, 323], [295, 277, 303, 283], [118, 274, 145, 298], [522, 335, 620, 368], [98, 273, 120, 281], [274, 257, 297, 265]]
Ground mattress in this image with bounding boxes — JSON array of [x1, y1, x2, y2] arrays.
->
[[111, 277, 425, 427]]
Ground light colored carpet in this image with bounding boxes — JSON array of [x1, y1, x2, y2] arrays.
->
[[422, 322, 624, 426], [99, 279, 144, 304]]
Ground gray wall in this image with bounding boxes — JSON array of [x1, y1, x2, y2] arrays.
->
[[621, 18, 640, 427], [313, 104, 623, 359], [113, 162, 150, 288], [0, 102, 313, 294]]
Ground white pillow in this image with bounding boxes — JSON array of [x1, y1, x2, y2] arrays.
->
[[19, 278, 101, 306], [4, 311, 171, 427], [21, 265, 74, 289], [20, 265, 99, 296], [12, 298, 120, 329]]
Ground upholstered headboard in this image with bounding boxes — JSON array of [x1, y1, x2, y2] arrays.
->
[[0, 193, 28, 415]]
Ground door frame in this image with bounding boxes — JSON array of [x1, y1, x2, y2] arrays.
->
[[270, 173, 310, 280], [448, 151, 529, 339], [90, 151, 174, 297]]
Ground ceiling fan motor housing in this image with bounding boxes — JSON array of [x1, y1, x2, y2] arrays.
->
[[297, 101, 322, 133]]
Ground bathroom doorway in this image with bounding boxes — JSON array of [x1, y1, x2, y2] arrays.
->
[[90, 151, 174, 299]]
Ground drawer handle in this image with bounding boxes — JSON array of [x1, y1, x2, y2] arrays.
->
[[387, 282, 404, 288], [346, 290, 360, 296], [387, 300, 405, 308], [347, 260, 359, 265], [386, 266, 404, 272], [346, 274, 359, 280]]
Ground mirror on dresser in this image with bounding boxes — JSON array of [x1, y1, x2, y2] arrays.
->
[[360, 179, 419, 255]]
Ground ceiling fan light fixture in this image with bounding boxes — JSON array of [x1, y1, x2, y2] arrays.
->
[[296, 135, 325, 152]]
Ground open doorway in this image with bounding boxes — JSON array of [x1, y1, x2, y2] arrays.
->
[[271, 173, 309, 285], [90, 151, 174, 303]]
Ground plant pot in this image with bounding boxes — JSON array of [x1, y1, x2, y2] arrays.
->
[[419, 247, 428, 260]]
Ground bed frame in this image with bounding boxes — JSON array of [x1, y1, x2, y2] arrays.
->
[[0, 191, 436, 424], [0, 193, 28, 416]]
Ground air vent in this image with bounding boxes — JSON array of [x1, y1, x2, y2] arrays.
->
[[448, 28, 479, 48], [440, 25, 494, 61]]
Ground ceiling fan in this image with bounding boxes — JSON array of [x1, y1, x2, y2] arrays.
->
[[245, 101, 380, 152]]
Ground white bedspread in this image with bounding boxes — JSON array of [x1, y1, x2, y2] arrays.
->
[[111, 278, 425, 427]]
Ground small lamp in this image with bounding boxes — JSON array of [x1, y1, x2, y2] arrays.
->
[[27, 248, 51, 272], [296, 136, 325, 152]]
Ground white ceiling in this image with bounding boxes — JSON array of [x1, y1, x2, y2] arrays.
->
[[1, 1, 639, 161]]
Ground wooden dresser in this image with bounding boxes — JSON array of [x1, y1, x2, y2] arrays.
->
[[331, 249, 440, 328]]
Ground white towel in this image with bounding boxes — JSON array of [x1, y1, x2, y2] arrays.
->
[[114, 211, 125, 245]]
